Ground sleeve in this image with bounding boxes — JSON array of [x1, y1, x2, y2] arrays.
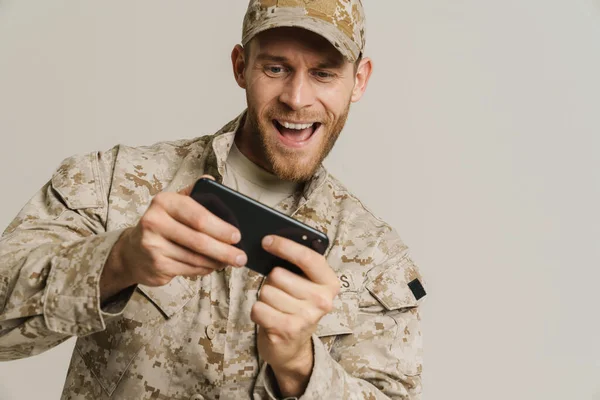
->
[[0, 148, 133, 361], [253, 248, 427, 400]]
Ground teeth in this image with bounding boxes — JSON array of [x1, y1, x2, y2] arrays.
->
[[279, 121, 314, 130]]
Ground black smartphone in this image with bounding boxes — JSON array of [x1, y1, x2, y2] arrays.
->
[[189, 177, 330, 276]]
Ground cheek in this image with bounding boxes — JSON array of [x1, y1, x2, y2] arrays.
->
[[247, 75, 281, 112], [319, 94, 349, 121], [316, 81, 354, 120]]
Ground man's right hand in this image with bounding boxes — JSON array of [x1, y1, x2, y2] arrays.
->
[[100, 175, 247, 301]]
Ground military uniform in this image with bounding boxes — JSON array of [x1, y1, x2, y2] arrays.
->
[[0, 1, 428, 399], [0, 113, 426, 399]]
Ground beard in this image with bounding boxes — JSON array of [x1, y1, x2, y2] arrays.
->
[[243, 101, 351, 183]]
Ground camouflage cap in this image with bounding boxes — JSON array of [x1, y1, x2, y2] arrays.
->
[[242, 0, 366, 62]]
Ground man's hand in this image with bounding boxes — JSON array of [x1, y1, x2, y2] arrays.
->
[[100, 175, 248, 301], [251, 235, 340, 398]]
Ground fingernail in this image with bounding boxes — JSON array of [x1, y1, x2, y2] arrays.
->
[[236, 254, 247, 267], [263, 236, 273, 247], [231, 231, 241, 243]]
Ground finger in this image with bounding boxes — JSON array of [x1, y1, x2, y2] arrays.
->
[[159, 210, 247, 267], [174, 196, 241, 244], [259, 281, 305, 314], [262, 235, 337, 285], [162, 257, 214, 279], [251, 300, 289, 331], [159, 236, 226, 271], [156, 192, 241, 245], [265, 267, 318, 301]]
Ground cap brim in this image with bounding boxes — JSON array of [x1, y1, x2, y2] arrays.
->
[[242, 14, 360, 63]]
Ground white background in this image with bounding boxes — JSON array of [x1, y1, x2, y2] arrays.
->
[[0, 1, 599, 399]]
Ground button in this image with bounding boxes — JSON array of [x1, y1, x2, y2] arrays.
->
[[190, 394, 204, 400], [205, 324, 216, 340]]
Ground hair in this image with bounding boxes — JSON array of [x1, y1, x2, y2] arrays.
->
[[354, 53, 363, 73], [243, 41, 363, 73]]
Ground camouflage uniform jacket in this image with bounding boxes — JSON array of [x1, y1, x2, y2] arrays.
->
[[0, 112, 427, 400]]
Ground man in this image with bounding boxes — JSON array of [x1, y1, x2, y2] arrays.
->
[[0, 1, 427, 399]]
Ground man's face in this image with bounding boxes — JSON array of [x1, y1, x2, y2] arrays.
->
[[234, 28, 362, 182]]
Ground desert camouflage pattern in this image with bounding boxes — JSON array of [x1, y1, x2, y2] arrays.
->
[[0, 111, 426, 399], [243, 0, 366, 62]]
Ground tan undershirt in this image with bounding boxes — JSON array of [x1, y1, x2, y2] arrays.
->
[[222, 142, 300, 213]]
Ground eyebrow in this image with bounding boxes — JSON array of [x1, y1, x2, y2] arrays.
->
[[255, 53, 288, 63], [316, 58, 345, 69], [255, 53, 345, 69]]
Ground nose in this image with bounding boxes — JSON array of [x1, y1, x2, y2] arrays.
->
[[278, 72, 316, 111]]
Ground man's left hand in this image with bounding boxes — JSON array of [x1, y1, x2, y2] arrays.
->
[[250, 235, 340, 398]]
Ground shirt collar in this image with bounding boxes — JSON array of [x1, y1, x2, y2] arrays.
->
[[202, 110, 329, 201]]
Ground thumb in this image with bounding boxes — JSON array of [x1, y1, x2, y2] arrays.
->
[[178, 175, 215, 196]]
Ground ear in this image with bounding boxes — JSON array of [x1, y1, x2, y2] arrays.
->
[[351, 57, 373, 103], [231, 44, 247, 89]]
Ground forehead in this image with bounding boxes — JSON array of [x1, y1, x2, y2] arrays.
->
[[249, 27, 348, 66]]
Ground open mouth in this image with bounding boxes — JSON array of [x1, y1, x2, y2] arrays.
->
[[273, 119, 321, 148]]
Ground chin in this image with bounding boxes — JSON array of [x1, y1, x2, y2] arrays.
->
[[267, 148, 320, 182], [247, 109, 340, 182]]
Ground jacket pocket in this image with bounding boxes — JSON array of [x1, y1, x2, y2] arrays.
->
[[315, 292, 358, 352], [316, 291, 358, 337], [51, 153, 105, 210], [365, 254, 426, 311], [75, 276, 196, 396]]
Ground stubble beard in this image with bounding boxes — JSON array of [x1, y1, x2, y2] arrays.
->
[[244, 102, 351, 183]]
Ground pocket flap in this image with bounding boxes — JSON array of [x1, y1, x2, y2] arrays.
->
[[316, 293, 357, 337], [137, 276, 196, 319], [76, 276, 197, 396], [366, 256, 426, 311], [51, 153, 105, 209]]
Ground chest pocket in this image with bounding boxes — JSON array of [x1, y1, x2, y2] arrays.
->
[[51, 153, 105, 210], [314, 291, 358, 352], [316, 291, 358, 337], [75, 276, 196, 396]]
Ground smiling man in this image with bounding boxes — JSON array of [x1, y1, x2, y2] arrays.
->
[[234, 26, 358, 183], [0, 1, 427, 399]]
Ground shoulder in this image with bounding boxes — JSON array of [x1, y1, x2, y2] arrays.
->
[[112, 135, 212, 160], [51, 135, 213, 209], [54, 135, 211, 173], [55, 135, 213, 169], [317, 173, 427, 307], [318, 173, 398, 248], [324, 174, 390, 227]]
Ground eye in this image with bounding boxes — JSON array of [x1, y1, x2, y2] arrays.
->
[[264, 65, 288, 77], [312, 70, 336, 82]]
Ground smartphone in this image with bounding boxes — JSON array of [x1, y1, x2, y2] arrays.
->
[[189, 177, 330, 276]]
